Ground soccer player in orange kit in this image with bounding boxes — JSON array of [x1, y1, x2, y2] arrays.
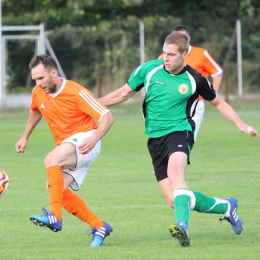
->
[[15, 55, 115, 247]]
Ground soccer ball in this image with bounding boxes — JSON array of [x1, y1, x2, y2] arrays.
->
[[0, 169, 9, 196]]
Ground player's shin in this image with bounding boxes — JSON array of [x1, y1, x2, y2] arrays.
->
[[62, 188, 104, 229], [47, 165, 64, 220], [173, 188, 191, 229], [190, 191, 229, 214]]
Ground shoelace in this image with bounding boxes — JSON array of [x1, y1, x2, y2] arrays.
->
[[87, 229, 95, 236], [41, 207, 48, 215], [219, 216, 232, 223]]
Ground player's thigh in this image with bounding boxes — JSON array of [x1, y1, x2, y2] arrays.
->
[[167, 152, 188, 186], [166, 132, 192, 177], [168, 152, 188, 174], [44, 142, 77, 169], [62, 171, 75, 190], [167, 152, 189, 190]]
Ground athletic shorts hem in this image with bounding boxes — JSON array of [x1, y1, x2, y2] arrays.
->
[[148, 131, 194, 182]]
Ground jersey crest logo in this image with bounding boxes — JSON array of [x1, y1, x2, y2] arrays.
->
[[178, 84, 189, 94], [40, 103, 45, 108]]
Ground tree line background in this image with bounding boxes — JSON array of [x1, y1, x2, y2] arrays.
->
[[2, 0, 260, 97]]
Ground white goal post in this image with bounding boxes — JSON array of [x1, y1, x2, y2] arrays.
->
[[0, 1, 66, 108], [0, 23, 66, 108]]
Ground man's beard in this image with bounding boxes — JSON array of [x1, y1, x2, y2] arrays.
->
[[48, 78, 56, 93]]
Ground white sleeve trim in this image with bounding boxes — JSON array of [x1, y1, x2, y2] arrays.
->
[[211, 70, 223, 77], [98, 109, 110, 122], [203, 50, 223, 77]]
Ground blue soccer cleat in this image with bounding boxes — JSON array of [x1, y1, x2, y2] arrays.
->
[[89, 221, 113, 247], [30, 207, 62, 232], [219, 197, 243, 235], [169, 221, 190, 247]]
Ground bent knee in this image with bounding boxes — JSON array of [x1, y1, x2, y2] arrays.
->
[[44, 153, 59, 168]]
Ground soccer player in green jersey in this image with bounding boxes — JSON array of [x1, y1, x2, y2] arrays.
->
[[99, 32, 259, 247]]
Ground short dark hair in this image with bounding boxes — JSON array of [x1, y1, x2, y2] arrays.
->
[[172, 25, 190, 36], [165, 32, 189, 53], [29, 54, 58, 72]]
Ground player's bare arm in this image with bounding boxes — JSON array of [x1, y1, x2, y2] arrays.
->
[[78, 111, 115, 155], [212, 73, 222, 93], [98, 83, 136, 107], [15, 110, 42, 153], [210, 95, 259, 138]]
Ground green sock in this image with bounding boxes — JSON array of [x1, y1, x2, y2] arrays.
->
[[192, 191, 228, 214], [174, 188, 191, 230]]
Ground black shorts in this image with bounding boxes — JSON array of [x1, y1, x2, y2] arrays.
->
[[147, 131, 194, 182]]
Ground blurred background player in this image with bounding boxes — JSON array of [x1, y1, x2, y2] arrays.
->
[[159, 25, 223, 141], [15, 55, 114, 247]]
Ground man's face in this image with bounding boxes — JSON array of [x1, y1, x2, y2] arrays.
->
[[163, 43, 188, 74], [31, 63, 57, 94]]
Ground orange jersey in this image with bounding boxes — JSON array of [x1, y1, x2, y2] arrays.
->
[[30, 79, 109, 146], [185, 46, 222, 78]]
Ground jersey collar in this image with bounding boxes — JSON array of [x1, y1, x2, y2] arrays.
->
[[188, 45, 191, 54], [164, 64, 188, 76], [49, 78, 66, 98]]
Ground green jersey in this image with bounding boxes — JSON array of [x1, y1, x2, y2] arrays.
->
[[128, 59, 216, 138]]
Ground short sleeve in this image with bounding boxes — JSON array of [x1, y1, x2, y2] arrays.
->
[[77, 88, 109, 122], [197, 77, 216, 101], [127, 65, 146, 91], [202, 50, 223, 77], [30, 86, 39, 111]]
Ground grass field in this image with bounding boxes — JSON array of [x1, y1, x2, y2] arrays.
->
[[0, 101, 260, 259]]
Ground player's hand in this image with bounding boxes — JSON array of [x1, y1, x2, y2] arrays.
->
[[239, 125, 259, 138], [15, 138, 28, 153], [78, 136, 98, 155]]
